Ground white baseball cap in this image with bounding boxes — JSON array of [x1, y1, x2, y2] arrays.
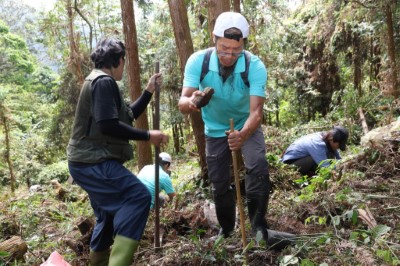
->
[[213, 12, 249, 39], [159, 152, 172, 163]]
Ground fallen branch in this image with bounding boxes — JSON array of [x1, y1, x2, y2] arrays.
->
[[357, 207, 377, 229], [366, 194, 400, 200], [0, 236, 28, 260]]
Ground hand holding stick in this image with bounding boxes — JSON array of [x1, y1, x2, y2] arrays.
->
[[230, 119, 247, 260]]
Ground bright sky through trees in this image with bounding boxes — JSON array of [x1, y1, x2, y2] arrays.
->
[[21, 0, 55, 11]]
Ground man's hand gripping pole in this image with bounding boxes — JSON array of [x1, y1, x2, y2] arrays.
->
[[230, 119, 247, 259]]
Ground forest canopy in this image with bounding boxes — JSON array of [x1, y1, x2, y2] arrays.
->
[[0, 0, 399, 265]]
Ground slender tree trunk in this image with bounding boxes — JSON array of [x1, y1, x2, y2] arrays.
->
[[274, 99, 280, 127], [0, 106, 15, 193], [74, 0, 93, 52], [169, 93, 181, 154], [173, 124, 180, 154], [67, 0, 84, 86], [369, 37, 373, 91], [207, 0, 231, 46], [168, 0, 208, 181], [370, 38, 381, 90], [385, 2, 399, 98], [168, 0, 194, 74], [353, 34, 362, 97], [121, 0, 152, 168], [179, 123, 184, 145], [232, 0, 240, 12]]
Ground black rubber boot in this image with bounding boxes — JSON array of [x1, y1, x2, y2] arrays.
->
[[214, 189, 236, 238], [246, 193, 269, 241], [247, 194, 296, 250], [266, 229, 296, 251]]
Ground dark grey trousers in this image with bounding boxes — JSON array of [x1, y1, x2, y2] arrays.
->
[[205, 127, 270, 197]]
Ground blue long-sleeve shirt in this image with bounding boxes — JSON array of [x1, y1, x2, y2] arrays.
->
[[281, 132, 341, 168]]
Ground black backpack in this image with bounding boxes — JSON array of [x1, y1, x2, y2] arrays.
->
[[199, 47, 251, 87]]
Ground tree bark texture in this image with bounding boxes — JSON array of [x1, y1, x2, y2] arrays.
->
[[74, 0, 93, 51], [0, 236, 28, 260], [232, 0, 240, 12], [167, 0, 194, 74], [384, 2, 399, 98], [0, 106, 15, 192], [353, 33, 362, 97], [207, 0, 231, 46], [168, 0, 208, 181], [121, 0, 152, 169], [67, 0, 84, 87]]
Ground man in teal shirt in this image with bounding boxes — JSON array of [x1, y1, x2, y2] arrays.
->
[[178, 12, 271, 242], [138, 152, 176, 209]]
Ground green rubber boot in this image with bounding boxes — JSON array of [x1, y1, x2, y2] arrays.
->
[[89, 249, 110, 266], [109, 235, 139, 266]]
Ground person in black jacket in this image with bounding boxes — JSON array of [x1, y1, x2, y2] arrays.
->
[[67, 37, 169, 266]]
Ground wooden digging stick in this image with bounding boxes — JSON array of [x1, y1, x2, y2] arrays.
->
[[230, 119, 248, 259], [153, 62, 161, 250]]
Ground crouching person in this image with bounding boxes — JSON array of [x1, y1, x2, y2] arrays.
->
[[138, 152, 176, 209], [281, 126, 349, 176]]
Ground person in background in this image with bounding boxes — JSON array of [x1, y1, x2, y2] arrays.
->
[[178, 12, 271, 243], [138, 152, 176, 209], [281, 126, 349, 176], [67, 37, 169, 266]]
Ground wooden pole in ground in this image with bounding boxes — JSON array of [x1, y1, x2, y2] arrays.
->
[[153, 62, 161, 250], [230, 118, 248, 261]]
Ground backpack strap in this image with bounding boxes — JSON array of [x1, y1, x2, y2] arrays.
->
[[200, 47, 215, 84], [241, 51, 251, 87], [200, 47, 251, 87]]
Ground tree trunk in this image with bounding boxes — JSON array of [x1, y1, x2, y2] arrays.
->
[[0, 236, 28, 260], [121, 0, 152, 169], [274, 98, 280, 127], [385, 2, 399, 98], [67, 0, 84, 87], [0, 106, 15, 192], [232, 0, 240, 12], [74, 0, 93, 51], [207, 0, 231, 46], [167, 0, 194, 74], [168, 0, 208, 181], [173, 123, 180, 154], [353, 34, 362, 97]]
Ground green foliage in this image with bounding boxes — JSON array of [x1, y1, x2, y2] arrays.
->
[[294, 160, 337, 202], [35, 161, 69, 185], [0, 21, 36, 85], [0, 185, 92, 265], [305, 215, 327, 226], [0, 0, 399, 264], [30, 66, 59, 95], [300, 258, 316, 266], [0, 20, 8, 34], [187, 229, 234, 264], [0, 37, 59, 190], [370, 224, 391, 240]]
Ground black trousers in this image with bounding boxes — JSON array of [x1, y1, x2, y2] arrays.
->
[[284, 155, 317, 176]]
